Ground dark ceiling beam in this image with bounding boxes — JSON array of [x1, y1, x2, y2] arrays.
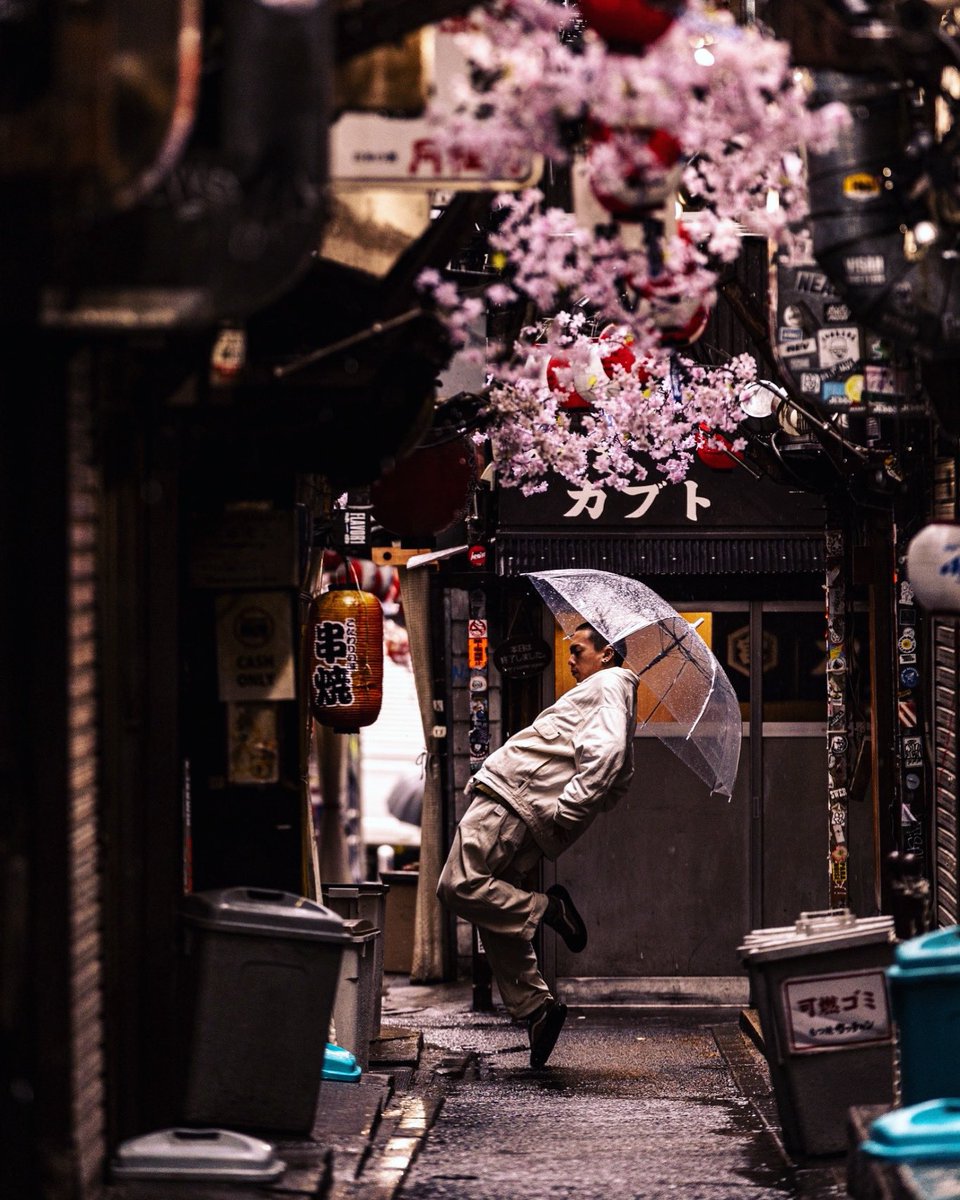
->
[[336, 0, 482, 60]]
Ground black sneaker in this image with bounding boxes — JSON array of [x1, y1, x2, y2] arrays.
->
[[543, 884, 588, 953], [528, 998, 567, 1068]]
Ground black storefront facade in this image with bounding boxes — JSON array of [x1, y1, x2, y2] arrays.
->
[[449, 455, 878, 1003]]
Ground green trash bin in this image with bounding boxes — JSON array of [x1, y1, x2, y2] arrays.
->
[[179, 888, 349, 1133], [888, 925, 960, 1106], [739, 909, 897, 1156]]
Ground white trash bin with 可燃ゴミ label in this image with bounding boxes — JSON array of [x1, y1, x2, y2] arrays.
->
[[739, 909, 897, 1156]]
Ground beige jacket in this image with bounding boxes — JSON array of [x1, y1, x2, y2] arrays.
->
[[469, 665, 639, 859]]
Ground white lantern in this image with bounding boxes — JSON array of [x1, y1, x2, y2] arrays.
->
[[906, 522, 960, 612]]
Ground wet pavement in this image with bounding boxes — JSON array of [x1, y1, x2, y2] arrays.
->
[[378, 981, 849, 1200]]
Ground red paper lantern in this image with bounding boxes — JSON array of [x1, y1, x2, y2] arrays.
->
[[308, 585, 383, 733], [576, 0, 683, 50], [370, 437, 477, 537], [587, 122, 682, 221]]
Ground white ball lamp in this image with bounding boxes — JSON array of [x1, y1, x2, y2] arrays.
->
[[906, 522, 960, 613]]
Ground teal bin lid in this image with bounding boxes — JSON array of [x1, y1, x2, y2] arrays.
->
[[863, 1100, 960, 1162], [181, 888, 350, 941], [323, 1042, 362, 1082], [893, 926, 960, 971]]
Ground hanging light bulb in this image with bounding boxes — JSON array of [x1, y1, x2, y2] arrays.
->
[[739, 380, 787, 433], [777, 400, 813, 439]]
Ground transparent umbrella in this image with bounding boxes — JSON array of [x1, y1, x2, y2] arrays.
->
[[528, 568, 742, 797]]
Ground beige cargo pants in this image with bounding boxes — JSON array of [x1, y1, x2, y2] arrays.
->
[[436, 794, 552, 1020]]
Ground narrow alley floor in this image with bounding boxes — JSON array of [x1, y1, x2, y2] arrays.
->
[[367, 979, 849, 1200]]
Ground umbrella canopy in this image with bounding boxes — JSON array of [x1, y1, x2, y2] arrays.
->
[[527, 569, 742, 797]]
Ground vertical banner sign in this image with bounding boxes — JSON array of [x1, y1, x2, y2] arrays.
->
[[468, 594, 490, 772], [896, 544, 926, 869], [825, 529, 850, 907]]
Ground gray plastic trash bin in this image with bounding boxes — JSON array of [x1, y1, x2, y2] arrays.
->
[[179, 887, 349, 1133], [321, 881, 388, 1035], [330, 917, 381, 1069], [111, 1128, 286, 1183], [739, 909, 896, 1156]]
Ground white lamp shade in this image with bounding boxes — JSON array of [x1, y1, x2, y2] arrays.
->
[[906, 522, 960, 612]]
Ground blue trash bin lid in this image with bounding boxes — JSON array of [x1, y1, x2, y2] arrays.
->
[[181, 888, 350, 941], [863, 1100, 960, 1162], [893, 926, 960, 971]]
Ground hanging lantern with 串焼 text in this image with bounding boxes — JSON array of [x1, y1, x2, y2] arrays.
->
[[308, 585, 384, 732]]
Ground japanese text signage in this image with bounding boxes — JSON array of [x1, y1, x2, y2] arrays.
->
[[782, 970, 892, 1053], [468, 618, 488, 670], [497, 461, 825, 531], [312, 617, 360, 709]]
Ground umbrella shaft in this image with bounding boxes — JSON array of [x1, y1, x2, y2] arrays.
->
[[636, 629, 687, 677]]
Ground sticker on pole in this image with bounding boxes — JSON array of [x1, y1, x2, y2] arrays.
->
[[782, 969, 892, 1053]]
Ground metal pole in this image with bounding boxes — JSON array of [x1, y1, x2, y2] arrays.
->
[[749, 599, 764, 929]]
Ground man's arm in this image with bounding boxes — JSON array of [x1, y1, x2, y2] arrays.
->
[[553, 701, 634, 828]]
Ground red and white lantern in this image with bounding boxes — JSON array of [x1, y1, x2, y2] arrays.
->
[[544, 341, 608, 411], [543, 326, 653, 410], [587, 122, 683, 221], [630, 227, 712, 347]]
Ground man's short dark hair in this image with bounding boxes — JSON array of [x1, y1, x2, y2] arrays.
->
[[575, 622, 626, 667]]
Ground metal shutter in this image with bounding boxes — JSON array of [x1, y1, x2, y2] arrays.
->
[[68, 361, 106, 1197], [933, 457, 959, 927]]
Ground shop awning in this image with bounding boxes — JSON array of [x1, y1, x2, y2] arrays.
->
[[494, 532, 824, 576]]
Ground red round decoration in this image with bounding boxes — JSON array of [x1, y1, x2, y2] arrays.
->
[[468, 545, 487, 568], [576, 0, 682, 49], [598, 325, 644, 382], [546, 354, 593, 411], [309, 586, 384, 733], [695, 425, 741, 471]]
